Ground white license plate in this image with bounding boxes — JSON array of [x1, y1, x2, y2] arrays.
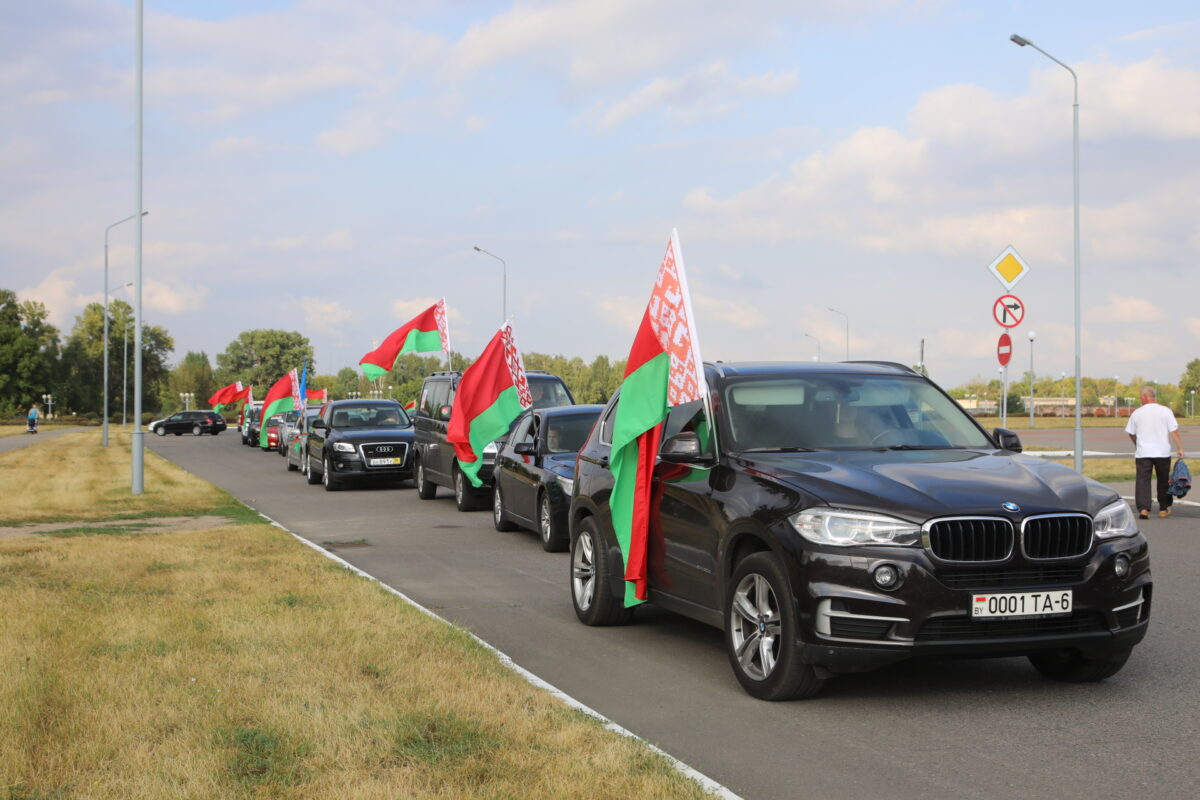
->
[[369, 457, 403, 466], [971, 590, 1073, 619]]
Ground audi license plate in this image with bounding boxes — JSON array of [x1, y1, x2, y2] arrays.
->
[[369, 457, 403, 466], [972, 590, 1072, 619]]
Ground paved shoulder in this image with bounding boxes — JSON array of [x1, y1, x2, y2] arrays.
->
[[0, 427, 87, 455]]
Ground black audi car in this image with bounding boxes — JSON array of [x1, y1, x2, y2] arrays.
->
[[492, 404, 604, 551], [304, 399, 415, 491], [569, 361, 1150, 700]]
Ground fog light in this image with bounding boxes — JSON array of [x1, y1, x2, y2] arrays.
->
[[873, 564, 900, 590], [1114, 554, 1131, 578]]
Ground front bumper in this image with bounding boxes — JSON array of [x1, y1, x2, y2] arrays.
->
[[784, 533, 1151, 674], [328, 443, 413, 480]]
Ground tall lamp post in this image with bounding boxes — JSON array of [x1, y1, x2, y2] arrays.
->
[[804, 333, 821, 361], [1011, 33, 1082, 470], [827, 307, 849, 360], [103, 212, 147, 447], [41, 394, 54, 420], [122, 321, 133, 428], [473, 246, 507, 322], [1027, 330, 1036, 428]]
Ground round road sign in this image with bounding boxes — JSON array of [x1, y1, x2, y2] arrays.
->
[[993, 294, 1025, 328], [997, 333, 1013, 367]]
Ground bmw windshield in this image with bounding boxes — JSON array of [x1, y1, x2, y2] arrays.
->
[[722, 374, 992, 452]]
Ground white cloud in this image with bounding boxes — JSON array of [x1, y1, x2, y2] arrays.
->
[[1086, 293, 1165, 324], [392, 297, 460, 322], [692, 293, 764, 329], [145, 279, 208, 315], [209, 136, 260, 156], [589, 62, 796, 129], [596, 295, 644, 332], [1186, 318, 1200, 338], [301, 297, 353, 335]]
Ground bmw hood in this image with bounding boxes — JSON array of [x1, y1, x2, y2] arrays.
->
[[740, 448, 1118, 521]]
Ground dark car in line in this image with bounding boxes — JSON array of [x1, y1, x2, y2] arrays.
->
[[492, 404, 604, 551], [149, 409, 227, 437], [242, 404, 264, 446], [305, 399, 415, 491], [569, 361, 1150, 700], [286, 408, 322, 473], [412, 370, 575, 511]]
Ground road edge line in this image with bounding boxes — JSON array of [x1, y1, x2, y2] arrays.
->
[[253, 510, 743, 800]]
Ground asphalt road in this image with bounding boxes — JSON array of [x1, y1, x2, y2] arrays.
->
[[151, 432, 1200, 800]]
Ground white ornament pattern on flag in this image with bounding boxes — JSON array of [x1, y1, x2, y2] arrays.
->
[[435, 298, 451, 353], [289, 368, 301, 410], [647, 237, 703, 407], [500, 323, 533, 408]]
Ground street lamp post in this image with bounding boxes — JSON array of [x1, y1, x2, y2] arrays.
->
[[41, 394, 54, 420], [804, 333, 821, 361], [103, 213, 147, 447], [122, 321, 132, 429], [827, 307, 849, 360], [1011, 33, 1082, 470], [999, 366, 1007, 428], [1027, 331, 1036, 428], [473, 246, 507, 322], [179, 392, 193, 411]]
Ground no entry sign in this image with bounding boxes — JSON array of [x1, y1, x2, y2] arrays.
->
[[993, 294, 1025, 328], [997, 333, 1012, 366]]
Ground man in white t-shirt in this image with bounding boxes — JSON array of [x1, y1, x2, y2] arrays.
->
[[1125, 386, 1185, 519]]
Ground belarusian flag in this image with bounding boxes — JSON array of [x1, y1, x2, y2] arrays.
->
[[403, 399, 416, 412], [610, 230, 705, 606], [258, 370, 298, 447], [306, 388, 327, 403], [447, 322, 532, 487], [208, 381, 242, 411], [359, 299, 450, 380]]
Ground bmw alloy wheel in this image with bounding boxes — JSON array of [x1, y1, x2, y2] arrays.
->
[[572, 529, 596, 611], [729, 573, 782, 681]]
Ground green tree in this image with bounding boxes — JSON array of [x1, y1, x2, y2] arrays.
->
[[0, 290, 60, 415], [214, 330, 314, 391], [162, 351, 215, 412], [59, 299, 173, 417], [1179, 359, 1200, 416]]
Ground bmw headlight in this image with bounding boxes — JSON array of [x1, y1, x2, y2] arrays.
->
[[1094, 499, 1138, 539], [482, 441, 499, 455], [557, 476, 574, 497], [332, 442, 356, 453], [790, 509, 922, 547]]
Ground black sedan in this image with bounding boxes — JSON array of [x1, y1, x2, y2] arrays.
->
[[492, 405, 603, 551], [149, 409, 227, 436], [305, 400, 415, 491]]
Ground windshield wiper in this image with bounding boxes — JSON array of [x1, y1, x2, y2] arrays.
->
[[738, 446, 815, 453], [883, 444, 953, 450]]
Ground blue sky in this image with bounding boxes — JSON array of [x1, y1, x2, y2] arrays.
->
[[3, 1, 1199, 387]]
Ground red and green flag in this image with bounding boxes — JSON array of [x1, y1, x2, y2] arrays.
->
[[306, 388, 328, 403], [447, 322, 532, 487], [258, 369, 298, 447], [610, 230, 705, 606], [359, 299, 450, 380], [208, 381, 242, 411]]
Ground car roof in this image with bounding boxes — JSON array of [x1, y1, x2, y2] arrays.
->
[[705, 361, 920, 379], [325, 399, 401, 407], [534, 404, 604, 418]]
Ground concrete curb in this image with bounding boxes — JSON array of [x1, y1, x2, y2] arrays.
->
[[254, 510, 743, 800]]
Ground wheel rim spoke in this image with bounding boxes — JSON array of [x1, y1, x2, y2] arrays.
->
[[732, 592, 758, 624], [759, 634, 776, 674], [755, 575, 773, 617], [736, 631, 761, 669]]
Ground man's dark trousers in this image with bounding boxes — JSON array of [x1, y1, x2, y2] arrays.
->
[[1135, 457, 1173, 513]]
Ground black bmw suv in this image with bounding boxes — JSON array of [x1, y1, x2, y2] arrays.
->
[[569, 361, 1150, 700], [304, 399, 415, 491], [412, 370, 575, 511]]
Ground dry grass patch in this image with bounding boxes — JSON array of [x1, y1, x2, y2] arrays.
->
[[0, 431, 229, 525], [0, 525, 716, 799]]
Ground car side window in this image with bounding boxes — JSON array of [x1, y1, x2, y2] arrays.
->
[[599, 400, 618, 445], [661, 399, 715, 457], [510, 414, 535, 446]]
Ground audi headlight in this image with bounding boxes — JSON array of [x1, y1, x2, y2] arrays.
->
[[790, 509, 922, 547], [332, 442, 356, 453], [1094, 499, 1137, 539], [557, 476, 574, 496], [483, 441, 499, 455]]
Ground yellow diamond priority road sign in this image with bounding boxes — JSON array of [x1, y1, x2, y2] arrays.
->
[[987, 245, 1030, 290]]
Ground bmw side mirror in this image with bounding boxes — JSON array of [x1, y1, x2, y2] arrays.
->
[[660, 432, 709, 464], [993, 427, 1022, 452], [312, 419, 327, 431], [438, 405, 453, 421], [513, 442, 536, 456]]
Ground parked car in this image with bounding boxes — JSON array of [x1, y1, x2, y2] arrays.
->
[[149, 409, 227, 437], [412, 370, 576, 511], [263, 414, 286, 452], [242, 404, 264, 446], [569, 360, 1150, 700], [305, 399, 415, 491], [286, 408, 323, 473], [492, 404, 604, 551]]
